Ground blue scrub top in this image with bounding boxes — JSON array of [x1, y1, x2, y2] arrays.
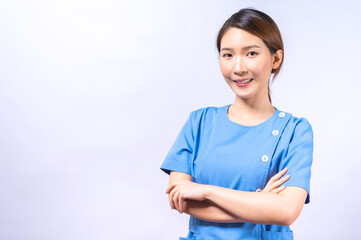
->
[[161, 104, 314, 240]]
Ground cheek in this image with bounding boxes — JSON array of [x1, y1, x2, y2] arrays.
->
[[220, 60, 231, 77], [248, 61, 263, 74], [249, 58, 272, 75]]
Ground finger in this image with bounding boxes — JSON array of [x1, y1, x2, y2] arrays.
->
[[173, 190, 180, 211], [179, 194, 184, 213], [168, 186, 178, 209], [264, 168, 288, 191], [271, 185, 286, 194], [271, 175, 290, 189], [262, 183, 270, 192], [166, 183, 177, 194], [269, 167, 288, 183], [168, 191, 175, 209], [182, 200, 188, 213], [262, 186, 271, 193]]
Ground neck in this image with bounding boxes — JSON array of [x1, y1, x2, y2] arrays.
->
[[232, 94, 274, 115]]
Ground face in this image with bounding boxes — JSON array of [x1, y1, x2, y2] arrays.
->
[[219, 27, 282, 102]]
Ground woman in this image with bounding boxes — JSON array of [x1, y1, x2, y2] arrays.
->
[[160, 8, 313, 240]]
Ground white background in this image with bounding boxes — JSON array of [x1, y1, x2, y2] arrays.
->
[[1, 0, 360, 239]]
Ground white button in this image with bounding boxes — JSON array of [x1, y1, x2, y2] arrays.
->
[[279, 112, 285, 118], [261, 155, 269, 162], [272, 130, 279, 136]]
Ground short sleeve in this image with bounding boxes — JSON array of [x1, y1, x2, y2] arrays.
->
[[280, 118, 314, 203], [160, 112, 194, 175]]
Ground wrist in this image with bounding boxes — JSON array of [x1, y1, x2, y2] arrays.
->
[[203, 184, 214, 201]]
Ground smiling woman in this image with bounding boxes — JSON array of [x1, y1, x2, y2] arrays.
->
[[219, 28, 283, 118], [216, 9, 284, 103], [160, 8, 313, 240]]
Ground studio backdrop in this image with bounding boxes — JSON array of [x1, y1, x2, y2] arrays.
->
[[0, 0, 360, 239]]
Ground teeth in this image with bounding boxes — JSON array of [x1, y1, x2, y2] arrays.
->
[[235, 78, 252, 84]]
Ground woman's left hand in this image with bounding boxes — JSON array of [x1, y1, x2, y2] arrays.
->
[[166, 180, 208, 214], [257, 167, 289, 194]]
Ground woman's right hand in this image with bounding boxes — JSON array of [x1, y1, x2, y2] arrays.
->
[[256, 167, 290, 194]]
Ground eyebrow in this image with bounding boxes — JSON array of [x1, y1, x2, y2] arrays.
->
[[221, 45, 261, 51]]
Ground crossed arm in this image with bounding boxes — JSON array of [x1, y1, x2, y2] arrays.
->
[[166, 169, 307, 226]]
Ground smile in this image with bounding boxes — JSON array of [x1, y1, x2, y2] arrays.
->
[[233, 78, 253, 84]]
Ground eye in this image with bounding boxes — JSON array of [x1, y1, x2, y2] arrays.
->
[[222, 53, 232, 58], [247, 51, 258, 56]]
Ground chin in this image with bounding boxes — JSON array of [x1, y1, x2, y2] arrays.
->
[[235, 94, 254, 100], [232, 89, 255, 99]]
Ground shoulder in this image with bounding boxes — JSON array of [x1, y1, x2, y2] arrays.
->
[[188, 105, 227, 122], [190, 105, 223, 115], [280, 110, 313, 142]]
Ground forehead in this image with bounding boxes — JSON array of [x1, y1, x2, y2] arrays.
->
[[220, 28, 265, 49]]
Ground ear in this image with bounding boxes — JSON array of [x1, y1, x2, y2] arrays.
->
[[272, 49, 283, 70]]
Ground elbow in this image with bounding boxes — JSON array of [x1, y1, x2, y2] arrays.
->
[[281, 215, 295, 226], [279, 208, 302, 226], [272, 188, 308, 226]]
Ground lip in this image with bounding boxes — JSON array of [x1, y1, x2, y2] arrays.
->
[[233, 78, 253, 81], [233, 78, 253, 87]]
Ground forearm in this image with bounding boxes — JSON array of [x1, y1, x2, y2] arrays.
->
[[166, 170, 303, 225], [204, 185, 306, 226], [183, 199, 246, 223]]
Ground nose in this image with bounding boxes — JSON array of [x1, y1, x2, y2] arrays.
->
[[234, 56, 247, 75]]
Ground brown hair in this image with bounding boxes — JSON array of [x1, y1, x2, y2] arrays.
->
[[216, 8, 284, 102]]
